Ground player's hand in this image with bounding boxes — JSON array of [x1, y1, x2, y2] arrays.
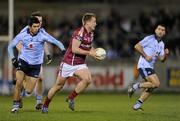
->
[[12, 79, 16, 85], [61, 50, 66, 55], [89, 48, 97, 58], [144, 55, 153, 62], [46, 54, 52, 64], [95, 56, 103, 61], [165, 48, 170, 55], [12, 57, 18, 68]]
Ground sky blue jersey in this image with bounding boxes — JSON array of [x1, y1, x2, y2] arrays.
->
[[137, 34, 165, 69], [8, 28, 65, 65]]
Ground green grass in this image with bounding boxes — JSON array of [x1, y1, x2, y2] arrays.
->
[[0, 94, 180, 121]]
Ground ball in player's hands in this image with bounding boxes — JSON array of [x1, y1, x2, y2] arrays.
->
[[95, 48, 106, 61]]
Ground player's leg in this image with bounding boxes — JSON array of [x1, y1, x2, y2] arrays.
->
[[129, 79, 155, 96], [74, 68, 92, 93], [133, 88, 152, 110], [23, 78, 27, 89], [128, 68, 156, 97], [35, 78, 43, 110], [20, 76, 29, 97], [12, 59, 28, 112], [35, 66, 44, 110], [24, 64, 42, 96], [66, 68, 92, 111], [11, 70, 25, 113], [138, 74, 160, 89], [42, 75, 67, 113], [133, 74, 160, 110], [25, 75, 39, 95], [18, 76, 29, 109]]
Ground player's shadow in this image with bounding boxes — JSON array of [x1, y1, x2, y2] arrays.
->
[[22, 109, 106, 114], [62, 110, 106, 114], [22, 109, 42, 113]]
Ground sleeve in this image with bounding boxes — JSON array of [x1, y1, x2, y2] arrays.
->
[[159, 42, 165, 56], [43, 30, 65, 51], [8, 34, 22, 59], [72, 28, 84, 42], [139, 36, 151, 47]]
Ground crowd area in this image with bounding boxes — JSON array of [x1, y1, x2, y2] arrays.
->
[[0, 8, 180, 59]]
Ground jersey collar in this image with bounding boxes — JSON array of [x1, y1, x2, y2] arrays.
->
[[27, 28, 39, 36]]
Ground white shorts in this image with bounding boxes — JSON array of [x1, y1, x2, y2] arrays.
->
[[58, 62, 88, 77]]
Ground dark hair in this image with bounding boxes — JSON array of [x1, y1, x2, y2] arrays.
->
[[150, 21, 167, 34], [154, 22, 167, 29], [82, 13, 96, 25], [28, 16, 40, 26], [31, 11, 42, 17]]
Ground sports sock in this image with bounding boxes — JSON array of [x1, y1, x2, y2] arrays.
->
[[134, 99, 143, 109], [137, 99, 143, 104], [36, 95, 42, 104], [133, 83, 140, 90], [13, 101, 19, 108], [43, 97, 51, 108], [68, 90, 78, 100]]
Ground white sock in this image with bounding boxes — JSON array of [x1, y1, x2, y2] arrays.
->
[[134, 99, 143, 109], [36, 95, 42, 104], [133, 83, 140, 90]]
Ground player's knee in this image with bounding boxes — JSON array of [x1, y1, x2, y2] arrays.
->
[[155, 82, 160, 88], [38, 78, 43, 83], [152, 82, 160, 88], [55, 81, 65, 90], [57, 80, 65, 86], [83, 77, 92, 84]]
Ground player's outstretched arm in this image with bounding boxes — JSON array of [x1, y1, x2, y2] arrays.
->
[[42, 29, 65, 51]]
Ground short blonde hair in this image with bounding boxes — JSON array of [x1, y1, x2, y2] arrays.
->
[[82, 13, 96, 25]]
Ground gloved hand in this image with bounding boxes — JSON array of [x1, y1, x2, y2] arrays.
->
[[12, 57, 18, 68], [61, 50, 66, 55], [46, 54, 52, 64], [12, 79, 16, 85]]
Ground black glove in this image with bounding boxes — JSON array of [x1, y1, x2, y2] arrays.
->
[[46, 54, 52, 64], [12, 57, 18, 68], [12, 79, 16, 85], [62, 50, 66, 55]]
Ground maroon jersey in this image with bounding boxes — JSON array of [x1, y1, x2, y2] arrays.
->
[[63, 26, 94, 65]]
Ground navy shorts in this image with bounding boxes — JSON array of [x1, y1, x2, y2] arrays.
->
[[17, 58, 41, 78], [138, 68, 155, 79]]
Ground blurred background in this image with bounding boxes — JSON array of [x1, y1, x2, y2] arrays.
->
[[0, 0, 179, 95]]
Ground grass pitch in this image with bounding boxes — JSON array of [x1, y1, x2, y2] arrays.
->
[[0, 93, 180, 121]]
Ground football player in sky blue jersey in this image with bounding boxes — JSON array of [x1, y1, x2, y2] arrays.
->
[[15, 11, 65, 110], [128, 23, 169, 111], [8, 16, 65, 113]]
